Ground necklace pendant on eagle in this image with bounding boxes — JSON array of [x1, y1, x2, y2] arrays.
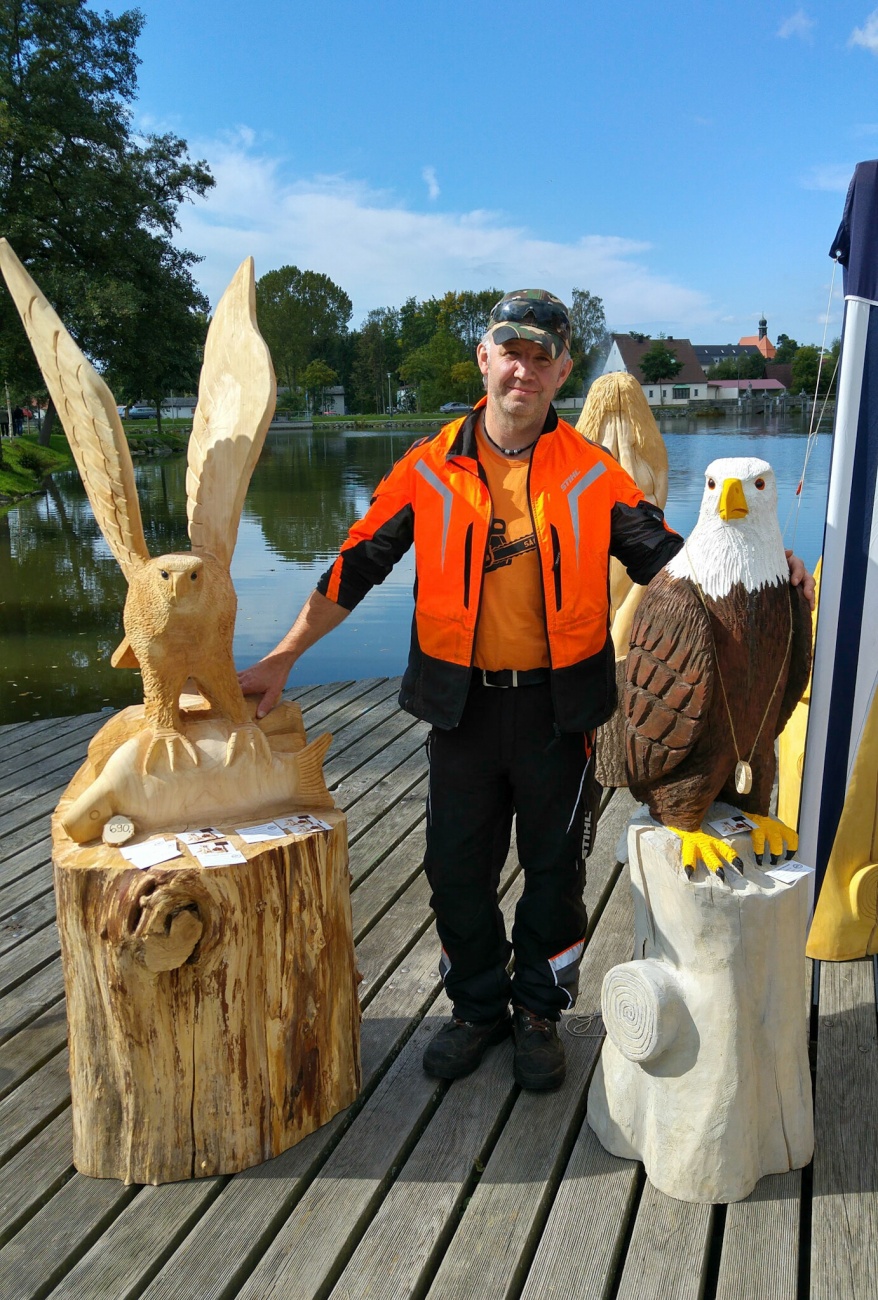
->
[[735, 761, 753, 795]]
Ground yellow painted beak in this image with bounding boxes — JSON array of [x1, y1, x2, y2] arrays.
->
[[719, 478, 748, 520]]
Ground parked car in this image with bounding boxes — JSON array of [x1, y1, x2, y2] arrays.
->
[[439, 402, 471, 413], [127, 406, 158, 419]]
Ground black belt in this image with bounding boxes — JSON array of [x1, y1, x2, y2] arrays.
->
[[474, 668, 549, 689]]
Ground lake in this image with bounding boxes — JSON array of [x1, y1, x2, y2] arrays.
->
[[0, 414, 831, 725]]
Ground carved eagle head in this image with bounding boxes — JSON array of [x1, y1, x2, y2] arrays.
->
[[665, 456, 789, 599]]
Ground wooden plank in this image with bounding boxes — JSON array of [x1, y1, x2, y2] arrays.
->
[[345, 751, 427, 848], [325, 707, 419, 783], [327, 1026, 518, 1300], [0, 957, 64, 1046], [0, 805, 55, 864], [422, 875, 635, 1300], [0, 925, 60, 999], [0, 1001, 68, 1101], [0, 862, 53, 924], [715, 1171, 801, 1300], [299, 676, 397, 731], [0, 716, 102, 792], [614, 1180, 713, 1300], [44, 1180, 226, 1300], [333, 723, 429, 818], [0, 1110, 73, 1246], [0, 842, 51, 893], [0, 1168, 136, 1299], [519, 1120, 639, 1300], [0, 1049, 69, 1166], [811, 958, 878, 1300], [351, 821, 426, 940], [0, 891, 56, 956]]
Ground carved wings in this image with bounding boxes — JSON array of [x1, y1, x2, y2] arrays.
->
[[186, 257, 277, 568], [0, 239, 148, 581], [624, 571, 715, 786]]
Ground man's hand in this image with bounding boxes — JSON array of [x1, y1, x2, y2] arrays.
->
[[237, 652, 295, 720], [785, 550, 816, 611]]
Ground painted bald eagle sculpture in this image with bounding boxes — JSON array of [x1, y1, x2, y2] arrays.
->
[[625, 457, 813, 876]]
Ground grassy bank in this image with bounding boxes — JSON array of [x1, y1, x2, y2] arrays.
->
[[0, 433, 71, 502]]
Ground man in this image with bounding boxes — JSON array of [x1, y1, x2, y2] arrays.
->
[[239, 289, 812, 1093]]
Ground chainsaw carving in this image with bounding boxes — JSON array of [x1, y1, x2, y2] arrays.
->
[[0, 239, 323, 840]]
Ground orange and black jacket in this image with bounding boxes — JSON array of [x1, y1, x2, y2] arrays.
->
[[318, 400, 683, 731]]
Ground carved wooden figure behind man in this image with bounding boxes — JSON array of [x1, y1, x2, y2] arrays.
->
[[624, 457, 813, 875]]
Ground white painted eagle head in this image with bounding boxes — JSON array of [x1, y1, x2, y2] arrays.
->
[[666, 456, 789, 599]]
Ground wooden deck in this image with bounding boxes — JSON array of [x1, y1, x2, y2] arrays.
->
[[0, 676, 876, 1300]]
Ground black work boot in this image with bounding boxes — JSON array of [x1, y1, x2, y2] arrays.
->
[[422, 1012, 511, 1079], [512, 1005, 566, 1091]]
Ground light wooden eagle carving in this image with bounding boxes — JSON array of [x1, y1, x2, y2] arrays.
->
[[624, 457, 813, 876], [0, 239, 276, 772]]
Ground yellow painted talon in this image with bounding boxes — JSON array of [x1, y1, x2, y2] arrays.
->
[[748, 814, 798, 862], [668, 827, 741, 877]]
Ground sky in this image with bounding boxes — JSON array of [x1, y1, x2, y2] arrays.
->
[[117, 0, 878, 349]]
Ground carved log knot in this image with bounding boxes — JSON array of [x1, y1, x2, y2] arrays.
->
[[601, 959, 684, 1063], [116, 871, 215, 973]]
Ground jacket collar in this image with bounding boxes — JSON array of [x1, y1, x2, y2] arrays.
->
[[445, 396, 559, 461]]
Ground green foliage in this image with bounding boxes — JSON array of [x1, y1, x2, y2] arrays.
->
[[0, 434, 68, 498], [638, 340, 683, 387], [773, 333, 799, 364], [449, 360, 482, 403], [559, 287, 609, 397], [256, 266, 352, 408], [301, 359, 338, 413], [791, 345, 836, 396], [0, 0, 213, 419]]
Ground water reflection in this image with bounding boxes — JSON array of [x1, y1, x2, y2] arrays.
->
[[0, 421, 830, 724]]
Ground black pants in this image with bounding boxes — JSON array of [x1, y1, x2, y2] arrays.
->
[[423, 677, 599, 1023]]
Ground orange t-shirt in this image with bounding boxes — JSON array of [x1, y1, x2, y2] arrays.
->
[[473, 427, 550, 671]]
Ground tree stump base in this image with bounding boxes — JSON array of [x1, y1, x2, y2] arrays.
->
[[52, 718, 361, 1186], [587, 810, 813, 1203]]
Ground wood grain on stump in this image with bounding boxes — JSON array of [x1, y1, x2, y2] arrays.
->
[[52, 735, 361, 1186]]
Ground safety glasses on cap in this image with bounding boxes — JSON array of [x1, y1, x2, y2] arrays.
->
[[489, 297, 571, 344]]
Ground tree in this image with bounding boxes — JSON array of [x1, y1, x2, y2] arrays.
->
[[350, 308, 399, 413], [773, 334, 799, 365], [560, 287, 609, 397], [791, 345, 836, 396], [301, 359, 338, 415], [0, 0, 214, 443], [256, 267, 352, 409], [639, 340, 683, 398], [399, 330, 465, 411], [450, 360, 482, 404]]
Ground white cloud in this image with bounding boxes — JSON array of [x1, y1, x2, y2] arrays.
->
[[175, 133, 713, 331], [777, 9, 814, 40], [422, 165, 440, 200], [800, 162, 855, 192], [851, 9, 878, 52]]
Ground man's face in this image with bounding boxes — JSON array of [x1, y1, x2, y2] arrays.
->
[[477, 336, 573, 423]]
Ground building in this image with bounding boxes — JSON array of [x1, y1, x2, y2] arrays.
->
[[691, 343, 763, 370], [602, 334, 711, 406], [737, 316, 777, 360], [706, 378, 787, 402]]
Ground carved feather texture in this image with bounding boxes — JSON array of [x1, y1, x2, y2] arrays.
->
[[625, 572, 715, 785], [187, 257, 277, 568], [0, 239, 148, 581]]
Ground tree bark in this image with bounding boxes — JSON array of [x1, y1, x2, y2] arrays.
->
[[38, 396, 55, 447], [53, 782, 361, 1184]]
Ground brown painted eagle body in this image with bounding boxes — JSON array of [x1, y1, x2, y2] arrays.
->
[[625, 457, 812, 839]]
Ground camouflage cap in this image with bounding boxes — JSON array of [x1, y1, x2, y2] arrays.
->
[[485, 289, 572, 360]]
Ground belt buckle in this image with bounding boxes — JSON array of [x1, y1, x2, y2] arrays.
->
[[481, 669, 516, 688]]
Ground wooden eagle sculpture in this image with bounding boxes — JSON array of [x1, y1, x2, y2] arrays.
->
[[0, 238, 275, 774], [625, 456, 813, 877]]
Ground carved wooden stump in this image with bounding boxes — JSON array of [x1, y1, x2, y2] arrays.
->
[[52, 735, 361, 1185], [587, 813, 813, 1203]]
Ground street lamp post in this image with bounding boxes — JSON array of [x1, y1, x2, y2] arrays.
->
[[387, 373, 393, 417]]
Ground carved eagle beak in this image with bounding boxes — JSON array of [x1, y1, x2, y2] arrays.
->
[[719, 478, 748, 520]]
